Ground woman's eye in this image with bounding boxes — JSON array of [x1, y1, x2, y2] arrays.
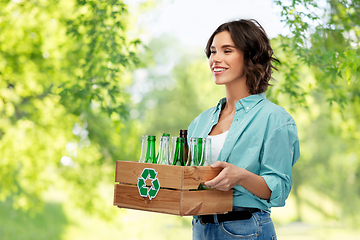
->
[[210, 50, 216, 54], [224, 50, 232, 53]]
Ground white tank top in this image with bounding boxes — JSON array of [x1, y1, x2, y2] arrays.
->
[[207, 130, 228, 165]]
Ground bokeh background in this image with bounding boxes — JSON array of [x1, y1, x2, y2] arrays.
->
[[1, 0, 360, 239]]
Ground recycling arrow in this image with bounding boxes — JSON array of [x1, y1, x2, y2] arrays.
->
[[137, 168, 160, 200]]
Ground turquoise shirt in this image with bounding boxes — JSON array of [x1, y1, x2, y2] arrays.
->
[[188, 93, 300, 212]]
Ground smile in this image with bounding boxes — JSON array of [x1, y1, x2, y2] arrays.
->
[[213, 68, 226, 72], [213, 67, 227, 75]]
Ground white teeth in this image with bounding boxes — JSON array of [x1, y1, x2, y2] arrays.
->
[[213, 68, 226, 72]]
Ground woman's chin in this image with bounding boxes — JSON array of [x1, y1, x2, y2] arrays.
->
[[213, 79, 227, 85]]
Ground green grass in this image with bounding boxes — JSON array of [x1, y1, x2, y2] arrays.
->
[[2, 190, 360, 240], [0, 199, 68, 240], [276, 222, 360, 240], [0, 197, 193, 240]]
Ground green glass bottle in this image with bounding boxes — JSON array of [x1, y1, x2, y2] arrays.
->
[[172, 137, 185, 166], [145, 135, 156, 164], [197, 138, 204, 166], [190, 137, 203, 166]]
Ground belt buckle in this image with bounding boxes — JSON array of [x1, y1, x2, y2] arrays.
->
[[198, 216, 208, 225]]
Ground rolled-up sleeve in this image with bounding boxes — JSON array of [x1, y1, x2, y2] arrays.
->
[[259, 123, 300, 207]]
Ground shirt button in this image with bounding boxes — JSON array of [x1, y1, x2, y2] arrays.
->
[[211, 120, 214, 123], [246, 107, 249, 110]]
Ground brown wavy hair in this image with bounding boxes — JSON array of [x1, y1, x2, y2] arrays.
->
[[205, 19, 279, 94]]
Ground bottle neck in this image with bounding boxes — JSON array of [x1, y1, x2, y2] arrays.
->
[[146, 136, 156, 163], [179, 130, 187, 138]]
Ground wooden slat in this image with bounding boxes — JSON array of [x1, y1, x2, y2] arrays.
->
[[182, 166, 222, 189], [113, 184, 233, 216], [180, 189, 233, 216], [113, 184, 181, 215], [115, 161, 183, 189], [115, 161, 223, 190]]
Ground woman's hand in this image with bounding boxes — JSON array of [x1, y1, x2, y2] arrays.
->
[[203, 161, 243, 191], [203, 161, 272, 200]]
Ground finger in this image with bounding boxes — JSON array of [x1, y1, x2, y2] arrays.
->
[[204, 178, 230, 191], [210, 161, 227, 168], [203, 174, 223, 187], [203, 168, 228, 187], [203, 179, 217, 187]]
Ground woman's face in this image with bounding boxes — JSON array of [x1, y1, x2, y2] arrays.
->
[[209, 31, 246, 85]]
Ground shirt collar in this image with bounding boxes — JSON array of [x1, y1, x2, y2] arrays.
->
[[214, 97, 227, 113], [214, 93, 266, 114], [239, 93, 266, 113]]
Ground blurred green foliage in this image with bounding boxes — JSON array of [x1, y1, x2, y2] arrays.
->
[[0, 198, 68, 240], [272, 0, 360, 225], [1, 0, 360, 238], [0, 0, 143, 215]]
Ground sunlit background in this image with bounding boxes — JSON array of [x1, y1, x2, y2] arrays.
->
[[1, 0, 360, 239]]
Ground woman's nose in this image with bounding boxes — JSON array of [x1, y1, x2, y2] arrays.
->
[[210, 55, 222, 66], [213, 57, 221, 62]]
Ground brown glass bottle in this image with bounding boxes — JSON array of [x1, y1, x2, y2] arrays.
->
[[179, 130, 189, 165]]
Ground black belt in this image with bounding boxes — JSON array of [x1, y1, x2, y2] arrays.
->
[[198, 208, 260, 225]]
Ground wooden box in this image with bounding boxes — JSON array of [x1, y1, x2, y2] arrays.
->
[[113, 161, 233, 216]]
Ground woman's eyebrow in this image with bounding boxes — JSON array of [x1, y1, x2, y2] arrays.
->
[[221, 44, 236, 48], [210, 44, 236, 49]]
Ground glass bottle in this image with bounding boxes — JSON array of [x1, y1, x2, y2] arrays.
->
[[156, 133, 170, 165], [169, 136, 178, 165], [188, 137, 203, 166], [138, 135, 148, 163], [197, 137, 212, 190], [145, 135, 156, 164], [179, 130, 189, 165], [202, 137, 212, 166], [172, 137, 185, 166]]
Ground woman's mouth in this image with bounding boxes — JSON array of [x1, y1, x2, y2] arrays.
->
[[213, 67, 227, 75]]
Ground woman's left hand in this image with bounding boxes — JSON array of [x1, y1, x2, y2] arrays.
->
[[203, 161, 244, 191], [203, 161, 272, 200]]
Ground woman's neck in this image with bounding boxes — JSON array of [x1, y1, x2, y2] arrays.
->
[[224, 79, 251, 110]]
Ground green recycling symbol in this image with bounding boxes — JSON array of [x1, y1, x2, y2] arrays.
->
[[137, 168, 160, 200]]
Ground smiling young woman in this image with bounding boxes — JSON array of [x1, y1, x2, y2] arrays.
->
[[188, 19, 300, 240], [209, 31, 247, 88]]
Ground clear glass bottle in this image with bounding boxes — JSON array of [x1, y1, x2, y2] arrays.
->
[[197, 137, 212, 190], [202, 137, 212, 166], [138, 135, 148, 163], [156, 133, 170, 165]]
